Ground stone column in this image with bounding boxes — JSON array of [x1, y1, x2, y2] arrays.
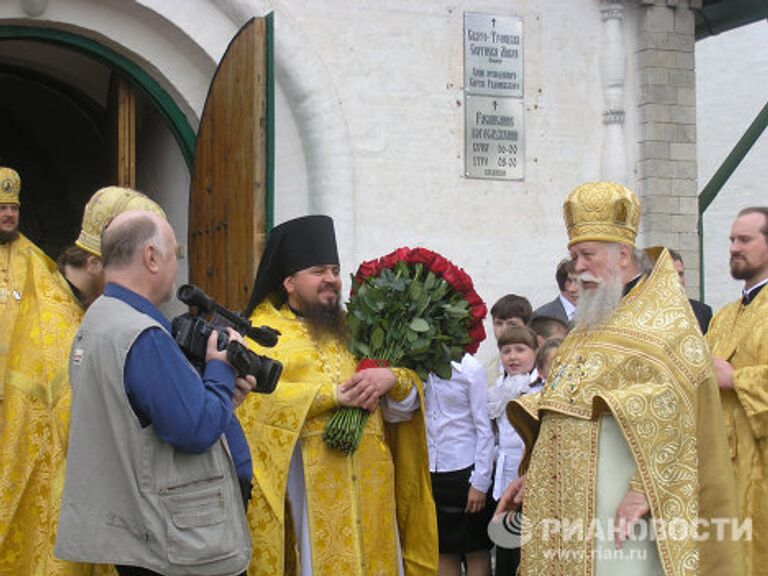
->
[[600, 1, 627, 184], [636, 0, 702, 295]]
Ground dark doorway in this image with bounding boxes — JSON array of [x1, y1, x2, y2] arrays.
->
[[0, 65, 108, 258]]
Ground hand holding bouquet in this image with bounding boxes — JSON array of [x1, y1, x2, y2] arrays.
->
[[323, 247, 486, 453]]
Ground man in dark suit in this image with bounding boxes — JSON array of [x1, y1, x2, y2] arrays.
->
[[669, 249, 712, 334], [532, 258, 579, 325]]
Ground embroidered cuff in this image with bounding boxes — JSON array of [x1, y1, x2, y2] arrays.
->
[[387, 368, 416, 402], [628, 471, 645, 494], [309, 383, 339, 417]]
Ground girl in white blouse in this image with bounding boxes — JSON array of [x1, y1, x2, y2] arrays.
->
[[425, 353, 495, 576], [486, 326, 540, 575]]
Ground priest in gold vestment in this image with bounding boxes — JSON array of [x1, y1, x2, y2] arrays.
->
[[239, 215, 438, 576], [0, 187, 165, 575], [706, 206, 768, 576], [497, 182, 743, 576], [0, 167, 33, 433]]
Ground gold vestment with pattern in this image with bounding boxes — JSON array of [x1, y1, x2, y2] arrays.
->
[[0, 242, 113, 575], [240, 298, 437, 576], [707, 284, 768, 576], [508, 249, 743, 576], [0, 233, 35, 428]]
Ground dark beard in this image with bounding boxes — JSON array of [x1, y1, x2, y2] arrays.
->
[[301, 300, 348, 343], [0, 229, 18, 244], [730, 259, 758, 281]]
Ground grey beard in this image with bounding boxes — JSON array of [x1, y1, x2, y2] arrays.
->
[[572, 274, 624, 330]]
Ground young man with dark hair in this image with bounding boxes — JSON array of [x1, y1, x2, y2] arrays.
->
[[668, 248, 712, 334], [490, 294, 532, 339], [532, 258, 579, 325]]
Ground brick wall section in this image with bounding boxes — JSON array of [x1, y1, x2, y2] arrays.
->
[[636, 0, 702, 295]]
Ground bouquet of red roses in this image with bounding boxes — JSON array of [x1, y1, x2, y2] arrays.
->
[[323, 247, 487, 453]]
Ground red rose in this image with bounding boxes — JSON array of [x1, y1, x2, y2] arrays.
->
[[464, 289, 485, 308], [380, 247, 411, 270], [357, 358, 390, 371], [408, 247, 437, 267], [429, 254, 450, 276], [442, 265, 473, 294], [470, 302, 487, 321], [356, 258, 382, 281], [466, 323, 486, 353]]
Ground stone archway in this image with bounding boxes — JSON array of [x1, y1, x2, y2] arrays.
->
[[0, 0, 357, 265]]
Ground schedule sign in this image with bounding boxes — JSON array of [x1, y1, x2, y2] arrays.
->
[[465, 95, 524, 181], [464, 13, 523, 98]]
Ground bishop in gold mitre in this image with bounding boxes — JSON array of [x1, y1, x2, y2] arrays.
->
[[0, 186, 163, 576], [497, 182, 744, 576], [0, 166, 35, 425]]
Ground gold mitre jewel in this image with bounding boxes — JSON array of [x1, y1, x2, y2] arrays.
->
[[76, 186, 166, 257], [563, 182, 640, 248], [0, 167, 21, 205]]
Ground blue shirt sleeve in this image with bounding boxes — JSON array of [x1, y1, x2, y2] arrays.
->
[[124, 327, 237, 454]]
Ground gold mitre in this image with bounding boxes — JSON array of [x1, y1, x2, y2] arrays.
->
[[76, 186, 166, 257], [563, 182, 641, 248], [0, 167, 21, 205]]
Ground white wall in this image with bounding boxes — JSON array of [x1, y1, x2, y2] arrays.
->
[[3, 0, 685, 365], [696, 20, 768, 311], [136, 99, 191, 318], [263, 0, 625, 363]]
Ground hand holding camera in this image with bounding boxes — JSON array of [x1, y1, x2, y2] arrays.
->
[[172, 284, 283, 394]]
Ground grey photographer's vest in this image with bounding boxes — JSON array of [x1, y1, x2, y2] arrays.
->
[[55, 296, 251, 576]]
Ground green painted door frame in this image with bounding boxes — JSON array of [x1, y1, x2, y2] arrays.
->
[[0, 20, 275, 232], [0, 25, 197, 168]]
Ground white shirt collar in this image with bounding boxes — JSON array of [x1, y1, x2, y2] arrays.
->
[[743, 277, 768, 299], [559, 293, 576, 319]]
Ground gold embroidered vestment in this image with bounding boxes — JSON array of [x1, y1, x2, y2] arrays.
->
[[240, 298, 437, 576], [0, 241, 113, 575], [508, 249, 743, 576], [707, 284, 768, 576], [0, 233, 36, 427]]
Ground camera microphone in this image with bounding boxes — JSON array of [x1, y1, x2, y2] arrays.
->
[[177, 284, 216, 313], [176, 284, 281, 348]]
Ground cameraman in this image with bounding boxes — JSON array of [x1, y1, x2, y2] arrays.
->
[[56, 210, 252, 576]]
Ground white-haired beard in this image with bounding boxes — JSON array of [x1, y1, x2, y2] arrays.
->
[[572, 253, 624, 330]]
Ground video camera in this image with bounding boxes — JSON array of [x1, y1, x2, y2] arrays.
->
[[171, 284, 282, 394]]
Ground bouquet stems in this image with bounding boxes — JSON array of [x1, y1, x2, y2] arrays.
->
[[323, 407, 370, 454], [323, 358, 391, 454]]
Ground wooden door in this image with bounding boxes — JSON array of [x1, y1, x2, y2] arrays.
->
[[188, 17, 268, 312], [106, 75, 137, 188]]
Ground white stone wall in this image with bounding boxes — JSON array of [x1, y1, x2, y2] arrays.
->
[[3, 0, 722, 364], [696, 20, 768, 312], [265, 1, 616, 364]]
